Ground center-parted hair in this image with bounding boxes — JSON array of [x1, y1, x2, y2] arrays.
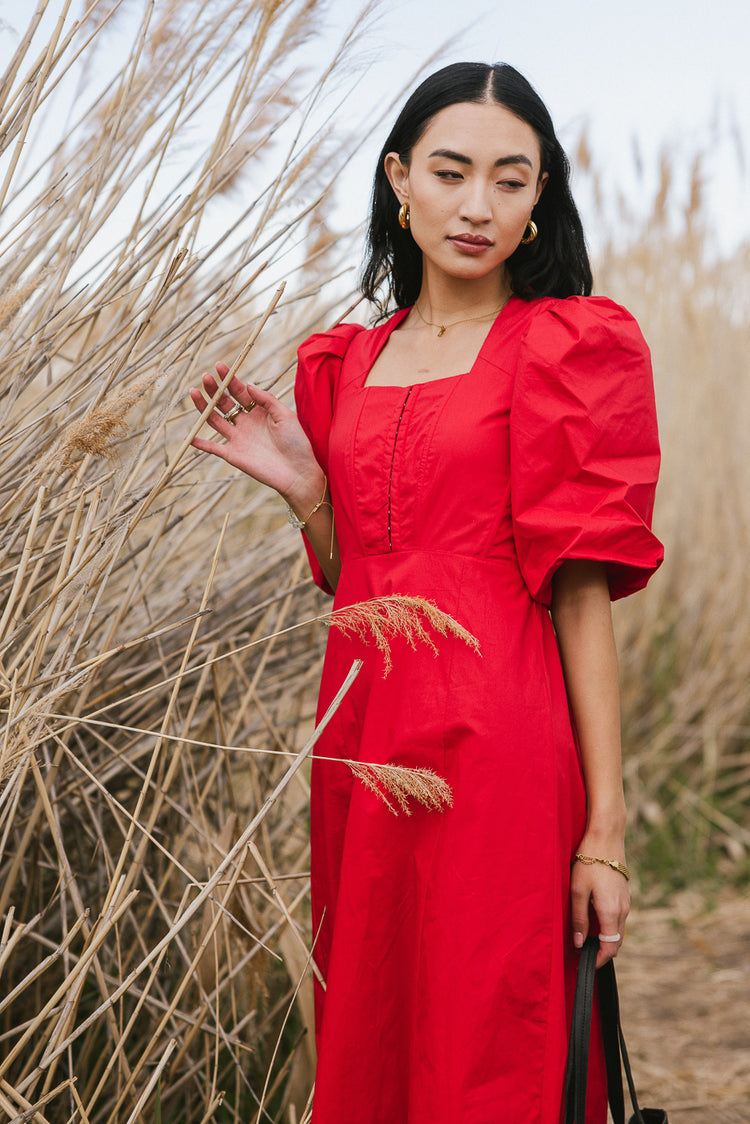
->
[[361, 62, 593, 315]]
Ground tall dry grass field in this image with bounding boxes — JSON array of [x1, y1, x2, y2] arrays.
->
[[586, 143, 750, 890], [0, 3, 748, 1120], [0, 2, 380, 1120]]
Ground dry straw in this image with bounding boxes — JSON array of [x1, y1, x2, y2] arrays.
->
[[0, 3, 474, 1118], [330, 593, 481, 675], [586, 127, 750, 887]]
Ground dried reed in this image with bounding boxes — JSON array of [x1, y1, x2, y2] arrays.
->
[[348, 762, 454, 816], [582, 125, 750, 890], [0, 1, 380, 1119], [330, 594, 481, 675]]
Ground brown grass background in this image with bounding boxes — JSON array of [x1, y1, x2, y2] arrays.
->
[[0, 2, 748, 1121]]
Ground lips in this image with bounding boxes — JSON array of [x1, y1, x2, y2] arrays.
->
[[449, 233, 492, 246], [447, 233, 494, 256]]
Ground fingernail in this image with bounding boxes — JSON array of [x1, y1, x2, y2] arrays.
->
[[573, 932, 584, 949]]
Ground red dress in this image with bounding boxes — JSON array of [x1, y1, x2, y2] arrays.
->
[[294, 295, 663, 1124]]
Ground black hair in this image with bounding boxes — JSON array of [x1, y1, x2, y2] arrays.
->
[[361, 62, 593, 314]]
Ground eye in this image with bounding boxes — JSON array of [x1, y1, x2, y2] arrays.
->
[[498, 179, 526, 190], [434, 169, 463, 180]]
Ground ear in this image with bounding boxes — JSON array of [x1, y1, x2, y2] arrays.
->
[[534, 171, 549, 206], [384, 152, 410, 204]]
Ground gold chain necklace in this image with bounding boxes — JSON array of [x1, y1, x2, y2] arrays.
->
[[413, 296, 510, 338]]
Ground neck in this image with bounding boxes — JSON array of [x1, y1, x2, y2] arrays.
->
[[415, 265, 512, 324]]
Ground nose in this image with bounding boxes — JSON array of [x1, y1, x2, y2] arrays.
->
[[459, 179, 493, 224]]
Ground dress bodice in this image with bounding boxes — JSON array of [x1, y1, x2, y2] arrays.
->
[[295, 294, 663, 605]]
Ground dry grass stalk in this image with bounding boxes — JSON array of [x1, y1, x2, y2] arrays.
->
[[0, 273, 40, 332], [32, 707, 454, 822], [47, 372, 156, 471], [348, 762, 454, 816], [330, 594, 481, 675], [0, 0, 381, 1118], [580, 123, 750, 885]]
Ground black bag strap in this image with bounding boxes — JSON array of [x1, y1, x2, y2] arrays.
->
[[598, 958, 626, 1124], [564, 936, 654, 1124], [598, 957, 650, 1124], [563, 936, 598, 1124]]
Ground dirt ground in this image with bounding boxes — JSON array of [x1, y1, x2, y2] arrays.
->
[[615, 888, 750, 1123]]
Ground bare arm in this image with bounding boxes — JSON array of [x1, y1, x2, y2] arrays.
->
[[551, 559, 631, 966], [189, 364, 341, 591]]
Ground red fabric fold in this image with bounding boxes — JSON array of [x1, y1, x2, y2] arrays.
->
[[294, 323, 365, 594], [510, 296, 663, 605]]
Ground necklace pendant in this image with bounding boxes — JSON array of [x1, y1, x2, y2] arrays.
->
[[437, 325, 446, 337]]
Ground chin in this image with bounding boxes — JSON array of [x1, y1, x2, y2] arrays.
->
[[443, 259, 506, 282]]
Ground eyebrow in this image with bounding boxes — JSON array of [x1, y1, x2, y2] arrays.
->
[[427, 148, 533, 169]]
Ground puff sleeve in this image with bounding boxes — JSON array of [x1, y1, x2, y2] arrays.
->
[[294, 323, 364, 594], [510, 296, 663, 606]]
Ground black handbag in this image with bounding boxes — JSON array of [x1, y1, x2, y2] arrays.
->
[[564, 935, 668, 1124]]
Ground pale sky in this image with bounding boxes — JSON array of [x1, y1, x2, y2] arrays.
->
[[1, 0, 746, 263], [322, 0, 749, 253]]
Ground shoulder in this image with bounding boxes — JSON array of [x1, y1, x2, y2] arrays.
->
[[295, 321, 372, 450], [521, 295, 650, 367], [296, 309, 409, 395], [295, 322, 367, 424], [297, 321, 367, 368], [512, 293, 657, 452], [514, 296, 653, 417]]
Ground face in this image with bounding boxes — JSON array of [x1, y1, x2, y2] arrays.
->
[[385, 101, 547, 285]]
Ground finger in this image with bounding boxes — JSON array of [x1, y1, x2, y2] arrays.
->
[[197, 362, 230, 403], [226, 376, 262, 410], [595, 904, 625, 965], [596, 931, 623, 968], [206, 375, 265, 419], [201, 373, 237, 418], [191, 435, 229, 457], [189, 386, 216, 415], [208, 365, 262, 415], [201, 374, 279, 417], [243, 381, 276, 408], [598, 935, 620, 971], [244, 381, 296, 422], [189, 388, 231, 434], [570, 884, 591, 951]]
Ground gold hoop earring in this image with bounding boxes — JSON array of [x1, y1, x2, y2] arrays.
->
[[520, 219, 538, 245], [398, 203, 411, 230]]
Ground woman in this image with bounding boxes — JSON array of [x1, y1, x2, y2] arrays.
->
[[190, 62, 663, 1124]]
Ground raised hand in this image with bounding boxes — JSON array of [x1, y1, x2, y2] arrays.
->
[[189, 363, 324, 505]]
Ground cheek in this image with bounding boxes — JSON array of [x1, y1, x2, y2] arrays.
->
[[410, 193, 452, 238], [411, 179, 448, 215], [502, 192, 538, 224]]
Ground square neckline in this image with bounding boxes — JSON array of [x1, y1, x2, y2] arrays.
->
[[360, 297, 519, 390]]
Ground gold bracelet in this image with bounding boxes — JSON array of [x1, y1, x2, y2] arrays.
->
[[286, 476, 329, 530], [286, 476, 336, 561], [574, 853, 631, 882]]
